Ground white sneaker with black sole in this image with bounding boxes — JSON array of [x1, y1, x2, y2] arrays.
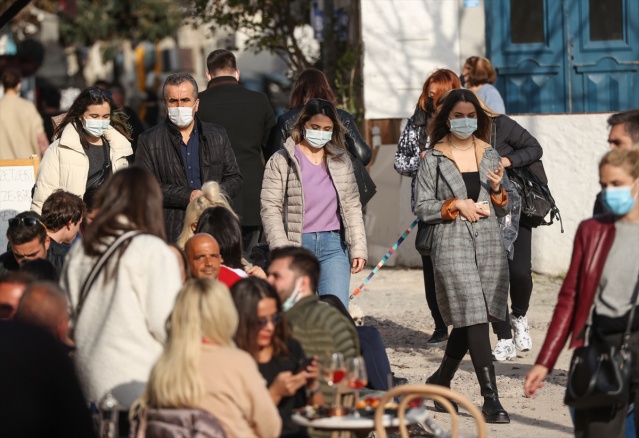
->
[[492, 339, 516, 361], [510, 313, 532, 351]]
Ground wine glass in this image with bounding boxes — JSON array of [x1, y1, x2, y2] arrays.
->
[[321, 353, 347, 412], [347, 356, 368, 406], [321, 352, 346, 387]]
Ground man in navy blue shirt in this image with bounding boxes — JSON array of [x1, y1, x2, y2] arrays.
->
[[136, 73, 242, 242]]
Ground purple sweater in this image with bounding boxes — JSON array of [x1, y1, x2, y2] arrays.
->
[[295, 145, 341, 233]]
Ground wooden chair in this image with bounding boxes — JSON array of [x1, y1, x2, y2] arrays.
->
[[373, 384, 487, 438]]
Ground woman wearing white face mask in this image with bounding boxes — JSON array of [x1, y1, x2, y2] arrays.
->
[[414, 89, 512, 424], [525, 149, 639, 436], [261, 98, 367, 308], [31, 87, 132, 213]]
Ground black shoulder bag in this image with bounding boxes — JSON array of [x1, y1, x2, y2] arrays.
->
[[345, 134, 377, 206], [564, 273, 639, 409], [85, 137, 112, 198], [415, 157, 440, 256]]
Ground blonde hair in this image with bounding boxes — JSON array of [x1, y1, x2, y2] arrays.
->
[[176, 182, 236, 249], [599, 149, 639, 179], [132, 279, 238, 413]]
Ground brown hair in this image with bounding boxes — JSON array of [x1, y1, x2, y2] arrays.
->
[[231, 277, 289, 360], [428, 89, 492, 146], [1, 69, 21, 89], [53, 86, 132, 147], [206, 49, 237, 75], [599, 149, 639, 179], [83, 167, 166, 258], [417, 69, 461, 112], [289, 68, 337, 109], [464, 56, 497, 87], [41, 190, 86, 232], [290, 98, 347, 156]]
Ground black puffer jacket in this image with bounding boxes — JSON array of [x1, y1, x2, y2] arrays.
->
[[135, 117, 242, 242], [266, 107, 372, 165], [492, 115, 543, 169]]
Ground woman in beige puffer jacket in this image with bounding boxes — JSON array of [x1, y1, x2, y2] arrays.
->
[[261, 99, 367, 307]]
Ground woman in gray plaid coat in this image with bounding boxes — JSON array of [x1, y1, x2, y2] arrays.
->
[[415, 89, 511, 424]]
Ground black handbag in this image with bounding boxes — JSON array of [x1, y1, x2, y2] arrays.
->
[[506, 162, 563, 232], [415, 157, 440, 256], [345, 134, 376, 206], [564, 275, 639, 409], [85, 137, 112, 193]]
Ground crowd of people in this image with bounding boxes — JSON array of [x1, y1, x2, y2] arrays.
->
[[1, 50, 639, 437]]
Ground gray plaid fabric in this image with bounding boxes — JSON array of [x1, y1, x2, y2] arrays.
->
[[415, 142, 510, 328]]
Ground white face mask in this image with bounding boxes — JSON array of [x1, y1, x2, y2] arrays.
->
[[449, 117, 477, 140], [83, 118, 110, 137], [282, 278, 304, 311], [168, 106, 195, 127], [305, 128, 333, 148]]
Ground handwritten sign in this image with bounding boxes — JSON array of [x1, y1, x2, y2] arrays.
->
[[0, 157, 39, 251]]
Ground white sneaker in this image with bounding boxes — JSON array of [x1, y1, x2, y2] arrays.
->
[[510, 314, 533, 352], [492, 339, 516, 361]]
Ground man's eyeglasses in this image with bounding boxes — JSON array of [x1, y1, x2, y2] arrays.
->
[[257, 312, 283, 329], [88, 87, 113, 101], [8, 217, 44, 229]]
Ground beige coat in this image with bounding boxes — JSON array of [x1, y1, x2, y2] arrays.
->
[[31, 124, 132, 213], [261, 138, 367, 261]]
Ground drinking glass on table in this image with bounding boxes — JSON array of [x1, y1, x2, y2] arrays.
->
[[347, 356, 368, 405], [321, 353, 347, 410]]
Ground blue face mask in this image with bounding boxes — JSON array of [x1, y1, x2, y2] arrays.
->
[[305, 128, 332, 148], [282, 279, 304, 311], [84, 118, 110, 137], [602, 181, 638, 216], [449, 118, 477, 140]]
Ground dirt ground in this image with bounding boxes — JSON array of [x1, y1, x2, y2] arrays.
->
[[349, 268, 574, 437]]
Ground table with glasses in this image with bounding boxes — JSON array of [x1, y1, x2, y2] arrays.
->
[[291, 410, 416, 438]]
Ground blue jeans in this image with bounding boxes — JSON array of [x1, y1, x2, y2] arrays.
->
[[302, 231, 351, 308]]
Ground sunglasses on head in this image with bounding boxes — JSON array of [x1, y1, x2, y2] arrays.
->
[[257, 312, 283, 329], [88, 87, 113, 101], [8, 217, 43, 229]]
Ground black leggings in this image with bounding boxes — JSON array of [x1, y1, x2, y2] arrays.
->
[[422, 255, 447, 332], [444, 323, 493, 369], [492, 224, 533, 340]]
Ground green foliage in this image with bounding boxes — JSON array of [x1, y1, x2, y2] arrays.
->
[[189, 0, 315, 74], [58, 0, 182, 47]]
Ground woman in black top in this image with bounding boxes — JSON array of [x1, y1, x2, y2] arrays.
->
[[231, 278, 323, 438]]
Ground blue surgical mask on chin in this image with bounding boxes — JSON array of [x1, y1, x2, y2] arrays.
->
[[449, 118, 477, 140], [83, 118, 110, 137], [305, 128, 332, 148], [602, 181, 638, 216], [282, 279, 304, 311]]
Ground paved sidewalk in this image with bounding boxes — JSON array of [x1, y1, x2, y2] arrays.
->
[[350, 269, 573, 437]]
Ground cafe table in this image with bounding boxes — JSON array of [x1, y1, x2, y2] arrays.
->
[[291, 409, 418, 438]]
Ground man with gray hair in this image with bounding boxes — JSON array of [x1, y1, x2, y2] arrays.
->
[[14, 281, 72, 347], [135, 72, 243, 242]]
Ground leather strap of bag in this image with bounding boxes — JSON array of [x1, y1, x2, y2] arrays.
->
[[621, 274, 639, 350], [73, 231, 143, 321]]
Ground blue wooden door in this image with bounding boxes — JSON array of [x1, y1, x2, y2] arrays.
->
[[567, 0, 639, 112], [486, 0, 639, 113]]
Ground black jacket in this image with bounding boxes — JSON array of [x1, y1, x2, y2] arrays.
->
[[492, 115, 543, 169], [267, 107, 372, 165], [197, 77, 275, 227], [135, 116, 242, 242]]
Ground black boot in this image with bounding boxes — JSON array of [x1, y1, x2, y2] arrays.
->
[[426, 355, 461, 413], [476, 365, 510, 424]]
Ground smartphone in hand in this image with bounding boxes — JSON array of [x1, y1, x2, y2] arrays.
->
[[296, 357, 314, 374]]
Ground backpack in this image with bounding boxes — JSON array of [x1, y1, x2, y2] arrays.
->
[[506, 163, 563, 232]]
